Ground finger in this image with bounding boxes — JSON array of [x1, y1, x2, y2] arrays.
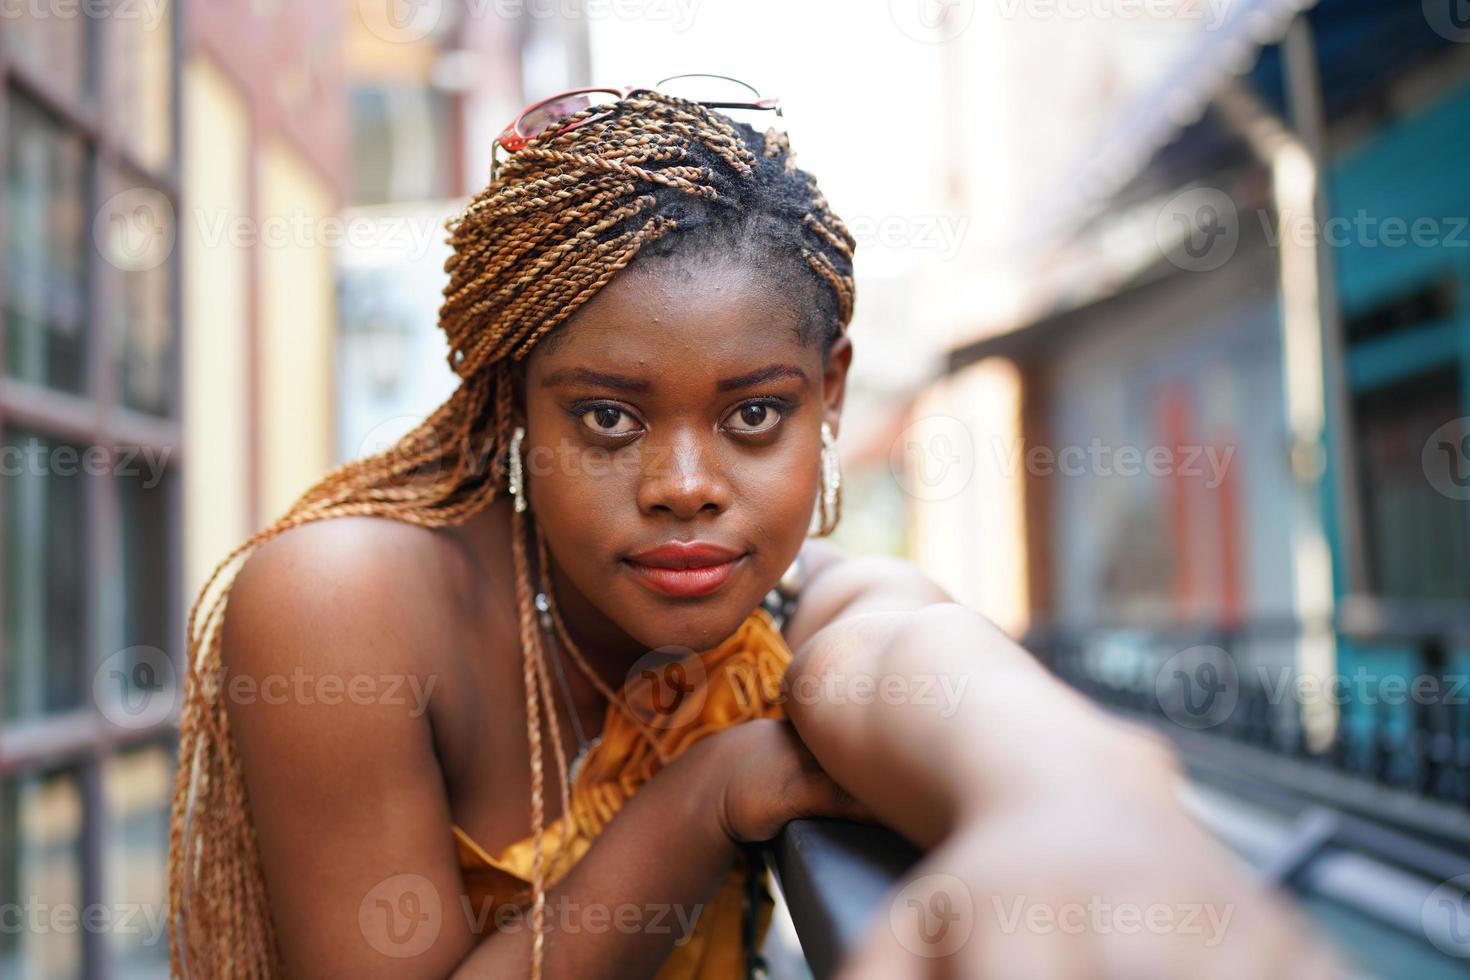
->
[[833, 784, 879, 824], [781, 729, 882, 824], [790, 773, 878, 825]]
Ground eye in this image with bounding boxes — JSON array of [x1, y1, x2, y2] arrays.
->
[[575, 403, 641, 436], [725, 399, 786, 435]]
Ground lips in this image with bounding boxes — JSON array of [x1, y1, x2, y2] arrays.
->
[[623, 540, 747, 598]]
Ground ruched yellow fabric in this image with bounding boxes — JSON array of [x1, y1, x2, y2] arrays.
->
[[453, 605, 793, 978]]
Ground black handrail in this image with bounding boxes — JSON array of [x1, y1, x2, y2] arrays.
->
[[764, 820, 919, 980]]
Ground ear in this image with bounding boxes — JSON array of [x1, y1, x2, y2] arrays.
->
[[821, 334, 853, 439]]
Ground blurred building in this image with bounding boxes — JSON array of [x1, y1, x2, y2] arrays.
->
[[932, 0, 1470, 723], [909, 1, 1470, 972], [336, 3, 589, 463], [2, 1, 347, 976], [862, 2, 1222, 635], [183, 1, 346, 573], [1, 6, 183, 977]]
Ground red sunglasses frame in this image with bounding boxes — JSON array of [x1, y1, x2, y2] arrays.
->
[[489, 75, 781, 182]]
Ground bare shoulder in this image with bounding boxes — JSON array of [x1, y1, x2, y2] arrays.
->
[[214, 516, 484, 975], [783, 538, 957, 653], [222, 515, 474, 680]]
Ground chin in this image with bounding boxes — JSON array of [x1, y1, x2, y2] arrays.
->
[[621, 593, 758, 655]]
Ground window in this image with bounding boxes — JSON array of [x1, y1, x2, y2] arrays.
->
[[0, 7, 90, 102], [1353, 367, 1470, 600], [117, 466, 173, 656], [349, 83, 453, 205], [106, 5, 174, 174], [0, 766, 87, 980], [105, 745, 175, 979], [2, 428, 88, 722], [107, 169, 176, 418], [3, 95, 89, 396], [1, 11, 180, 978]]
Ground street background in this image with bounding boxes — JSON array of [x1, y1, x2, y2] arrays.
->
[[3, 0, 1470, 976]]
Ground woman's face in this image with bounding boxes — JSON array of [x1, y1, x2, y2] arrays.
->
[[517, 253, 852, 657]]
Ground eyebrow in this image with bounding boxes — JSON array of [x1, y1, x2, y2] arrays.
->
[[540, 367, 650, 392], [716, 364, 809, 391], [541, 364, 809, 392]]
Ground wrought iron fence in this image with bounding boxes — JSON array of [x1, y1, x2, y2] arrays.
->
[[1025, 602, 1470, 852]]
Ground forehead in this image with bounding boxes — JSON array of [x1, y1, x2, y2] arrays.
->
[[526, 256, 812, 381]]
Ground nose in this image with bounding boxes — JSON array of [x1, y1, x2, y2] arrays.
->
[[636, 429, 732, 520]]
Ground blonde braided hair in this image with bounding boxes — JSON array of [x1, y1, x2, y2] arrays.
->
[[167, 91, 856, 978]]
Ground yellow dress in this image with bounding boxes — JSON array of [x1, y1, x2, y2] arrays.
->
[[452, 606, 794, 978]]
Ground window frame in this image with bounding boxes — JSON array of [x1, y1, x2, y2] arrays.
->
[[0, 9, 183, 978]]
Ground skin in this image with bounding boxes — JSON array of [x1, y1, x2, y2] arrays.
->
[[508, 250, 836, 668], [221, 251, 1349, 979]]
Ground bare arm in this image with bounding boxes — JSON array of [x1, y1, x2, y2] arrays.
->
[[447, 735, 738, 977], [779, 543, 1150, 844], [451, 719, 859, 978], [780, 546, 1347, 978], [223, 522, 860, 979], [785, 601, 1181, 847]]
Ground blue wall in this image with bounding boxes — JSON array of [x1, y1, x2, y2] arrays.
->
[[1323, 77, 1470, 733]]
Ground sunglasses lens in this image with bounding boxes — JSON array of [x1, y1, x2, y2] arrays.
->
[[518, 91, 621, 139], [655, 74, 762, 105]]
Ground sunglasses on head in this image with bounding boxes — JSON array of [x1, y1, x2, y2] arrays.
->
[[489, 73, 782, 182]]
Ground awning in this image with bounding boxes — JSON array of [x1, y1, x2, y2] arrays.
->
[[961, 0, 1465, 366], [1025, 0, 1318, 251]]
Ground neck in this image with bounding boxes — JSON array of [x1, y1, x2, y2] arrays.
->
[[460, 497, 651, 697]]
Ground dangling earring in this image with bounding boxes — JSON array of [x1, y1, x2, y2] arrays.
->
[[809, 420, 842, 537], [507, 425, 528, 513]]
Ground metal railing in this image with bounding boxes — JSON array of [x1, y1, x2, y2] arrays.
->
[[768, 603, 1470, 976], [1026, 604, 1470, 854], [764, 820, 918, 980]]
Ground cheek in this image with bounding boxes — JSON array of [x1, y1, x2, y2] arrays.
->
[[740, 450, 818, 526], [525, 441, 625, 530], [732, 442, 822, 575]]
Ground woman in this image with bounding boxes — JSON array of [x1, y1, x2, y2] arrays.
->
[[168, 84, 1344, 978]]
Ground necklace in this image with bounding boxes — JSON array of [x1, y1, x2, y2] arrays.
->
[[534, 590, 602, 786]]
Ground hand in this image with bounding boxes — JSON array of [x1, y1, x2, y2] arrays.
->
[[705, 718, 872, 843], [838, 790, 1352, 980]]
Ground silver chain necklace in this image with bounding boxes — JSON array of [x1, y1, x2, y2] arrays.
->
[[532, 553, 801, 788], [535, 590, 602, 786]]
